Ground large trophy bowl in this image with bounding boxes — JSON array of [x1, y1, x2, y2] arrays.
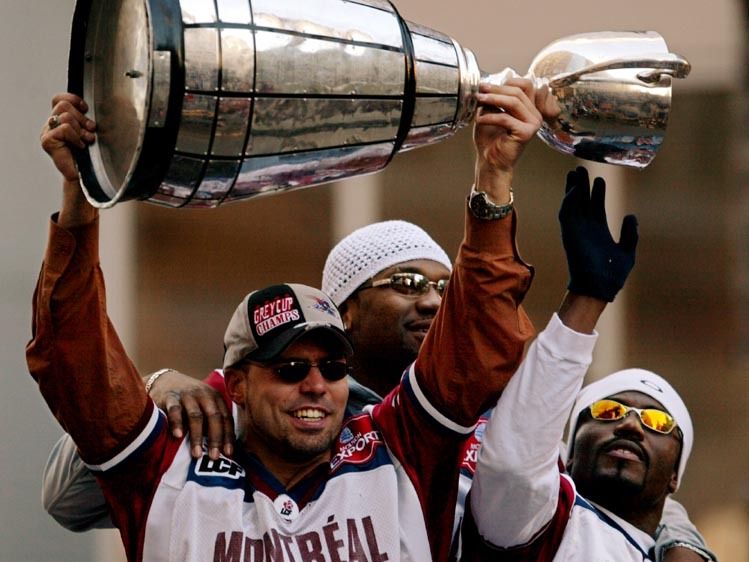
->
[[67, 0, 690, 208], [517, 31, 691, 168]]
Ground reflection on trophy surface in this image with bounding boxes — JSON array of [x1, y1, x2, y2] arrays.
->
[[68, 0, 690, 208]]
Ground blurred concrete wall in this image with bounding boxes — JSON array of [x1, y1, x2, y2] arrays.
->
[[1, 1, 745, 560]]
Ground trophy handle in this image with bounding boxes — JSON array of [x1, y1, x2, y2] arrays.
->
[[480, 53, 691, 90], [547, 53, 691, 88]]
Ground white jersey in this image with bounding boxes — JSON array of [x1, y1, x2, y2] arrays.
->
[[89, 366, 470, 562], [515, 473, 655, 561]]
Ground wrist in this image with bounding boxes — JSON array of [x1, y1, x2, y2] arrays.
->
[[59, 180, 97, 228], [145, 368, 175, 395], [474, 162, 513, 203], [557, 292, 607, 334]]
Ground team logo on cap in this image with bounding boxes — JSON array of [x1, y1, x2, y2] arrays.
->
[[640, 379, 664, 393], [311, 296, 337, 317]]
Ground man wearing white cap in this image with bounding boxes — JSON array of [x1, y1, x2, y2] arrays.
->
[[462, 168, 714, 561], [30, 81, 544, 560], [321, 219, 452, 405]]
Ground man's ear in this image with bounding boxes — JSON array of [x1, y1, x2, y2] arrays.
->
[[565, 441, 576, 473], [667, 470, 678, 494], [340, 297, 358, 333], [667, 436, 683, 494], [224, 367, 247, 406]]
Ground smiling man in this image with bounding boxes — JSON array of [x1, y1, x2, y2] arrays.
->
[[221, 286, 354, 476], [29, 80, 543, 560], [321, 219, 452, 401]]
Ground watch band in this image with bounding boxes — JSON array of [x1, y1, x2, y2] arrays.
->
[[468, 188, 514, 220]]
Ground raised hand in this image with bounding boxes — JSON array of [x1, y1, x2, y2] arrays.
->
[[40, 93, 96, 182], [559, 167, 638, 302], [40, 93, 98, 227], [473, 78, 543, 193]]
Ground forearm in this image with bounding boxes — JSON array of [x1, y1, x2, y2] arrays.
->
[[58, 178, 97, 228], [474, 158, 513, 206], [416, 208, 535, 424], [557, 292, 607, 335], [26, 216, 149, 464], [471, 314, 596, 546]]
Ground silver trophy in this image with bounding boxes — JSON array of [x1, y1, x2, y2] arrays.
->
[[68, 0, 690, 208]]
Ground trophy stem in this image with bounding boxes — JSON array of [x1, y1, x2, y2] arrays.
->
[[480, 68, 523, 87]]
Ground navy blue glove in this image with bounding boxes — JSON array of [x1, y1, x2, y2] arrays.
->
[[559, 167, 638, 302]]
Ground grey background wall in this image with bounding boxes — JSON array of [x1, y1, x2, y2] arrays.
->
[[2, 1, 747, 560]]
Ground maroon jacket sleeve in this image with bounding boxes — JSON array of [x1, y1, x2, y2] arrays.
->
[[372, 208, 535, 561], [416, 208, 535, 425], [26, 216, 151, 466]]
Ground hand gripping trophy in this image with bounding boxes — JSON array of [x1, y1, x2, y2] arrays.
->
[[67, 0, 690, 208]]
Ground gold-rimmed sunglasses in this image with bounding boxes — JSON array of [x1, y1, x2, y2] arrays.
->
[[358, 272, 448, 297], [588, 399, 678, 435]]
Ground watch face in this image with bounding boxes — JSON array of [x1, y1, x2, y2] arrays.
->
[[472, 193, 490, 217]]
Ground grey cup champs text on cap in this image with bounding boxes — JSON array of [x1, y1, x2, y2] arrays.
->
[[223, 283, 352, 369]]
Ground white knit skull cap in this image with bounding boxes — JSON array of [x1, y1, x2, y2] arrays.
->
[[566, 368, 693, 490], [322, 220, 452, 307]]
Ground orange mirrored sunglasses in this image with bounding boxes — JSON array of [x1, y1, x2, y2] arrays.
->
[[589, 399, 677, 434]]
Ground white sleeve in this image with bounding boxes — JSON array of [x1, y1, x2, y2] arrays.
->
[[471, 313, 597, 547]]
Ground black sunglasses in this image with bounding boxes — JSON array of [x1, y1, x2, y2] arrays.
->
[[255, 359, 351, 383], [358, 272, 448, 297]]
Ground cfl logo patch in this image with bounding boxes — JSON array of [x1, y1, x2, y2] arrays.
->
[[273, 494, 300, 522], [280, 500, 294, 516]]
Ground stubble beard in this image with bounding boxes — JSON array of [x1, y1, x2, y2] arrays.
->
[[278, 429, 338, 463], [244, 410, 338, 465], [582, 463, 646, 510]]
